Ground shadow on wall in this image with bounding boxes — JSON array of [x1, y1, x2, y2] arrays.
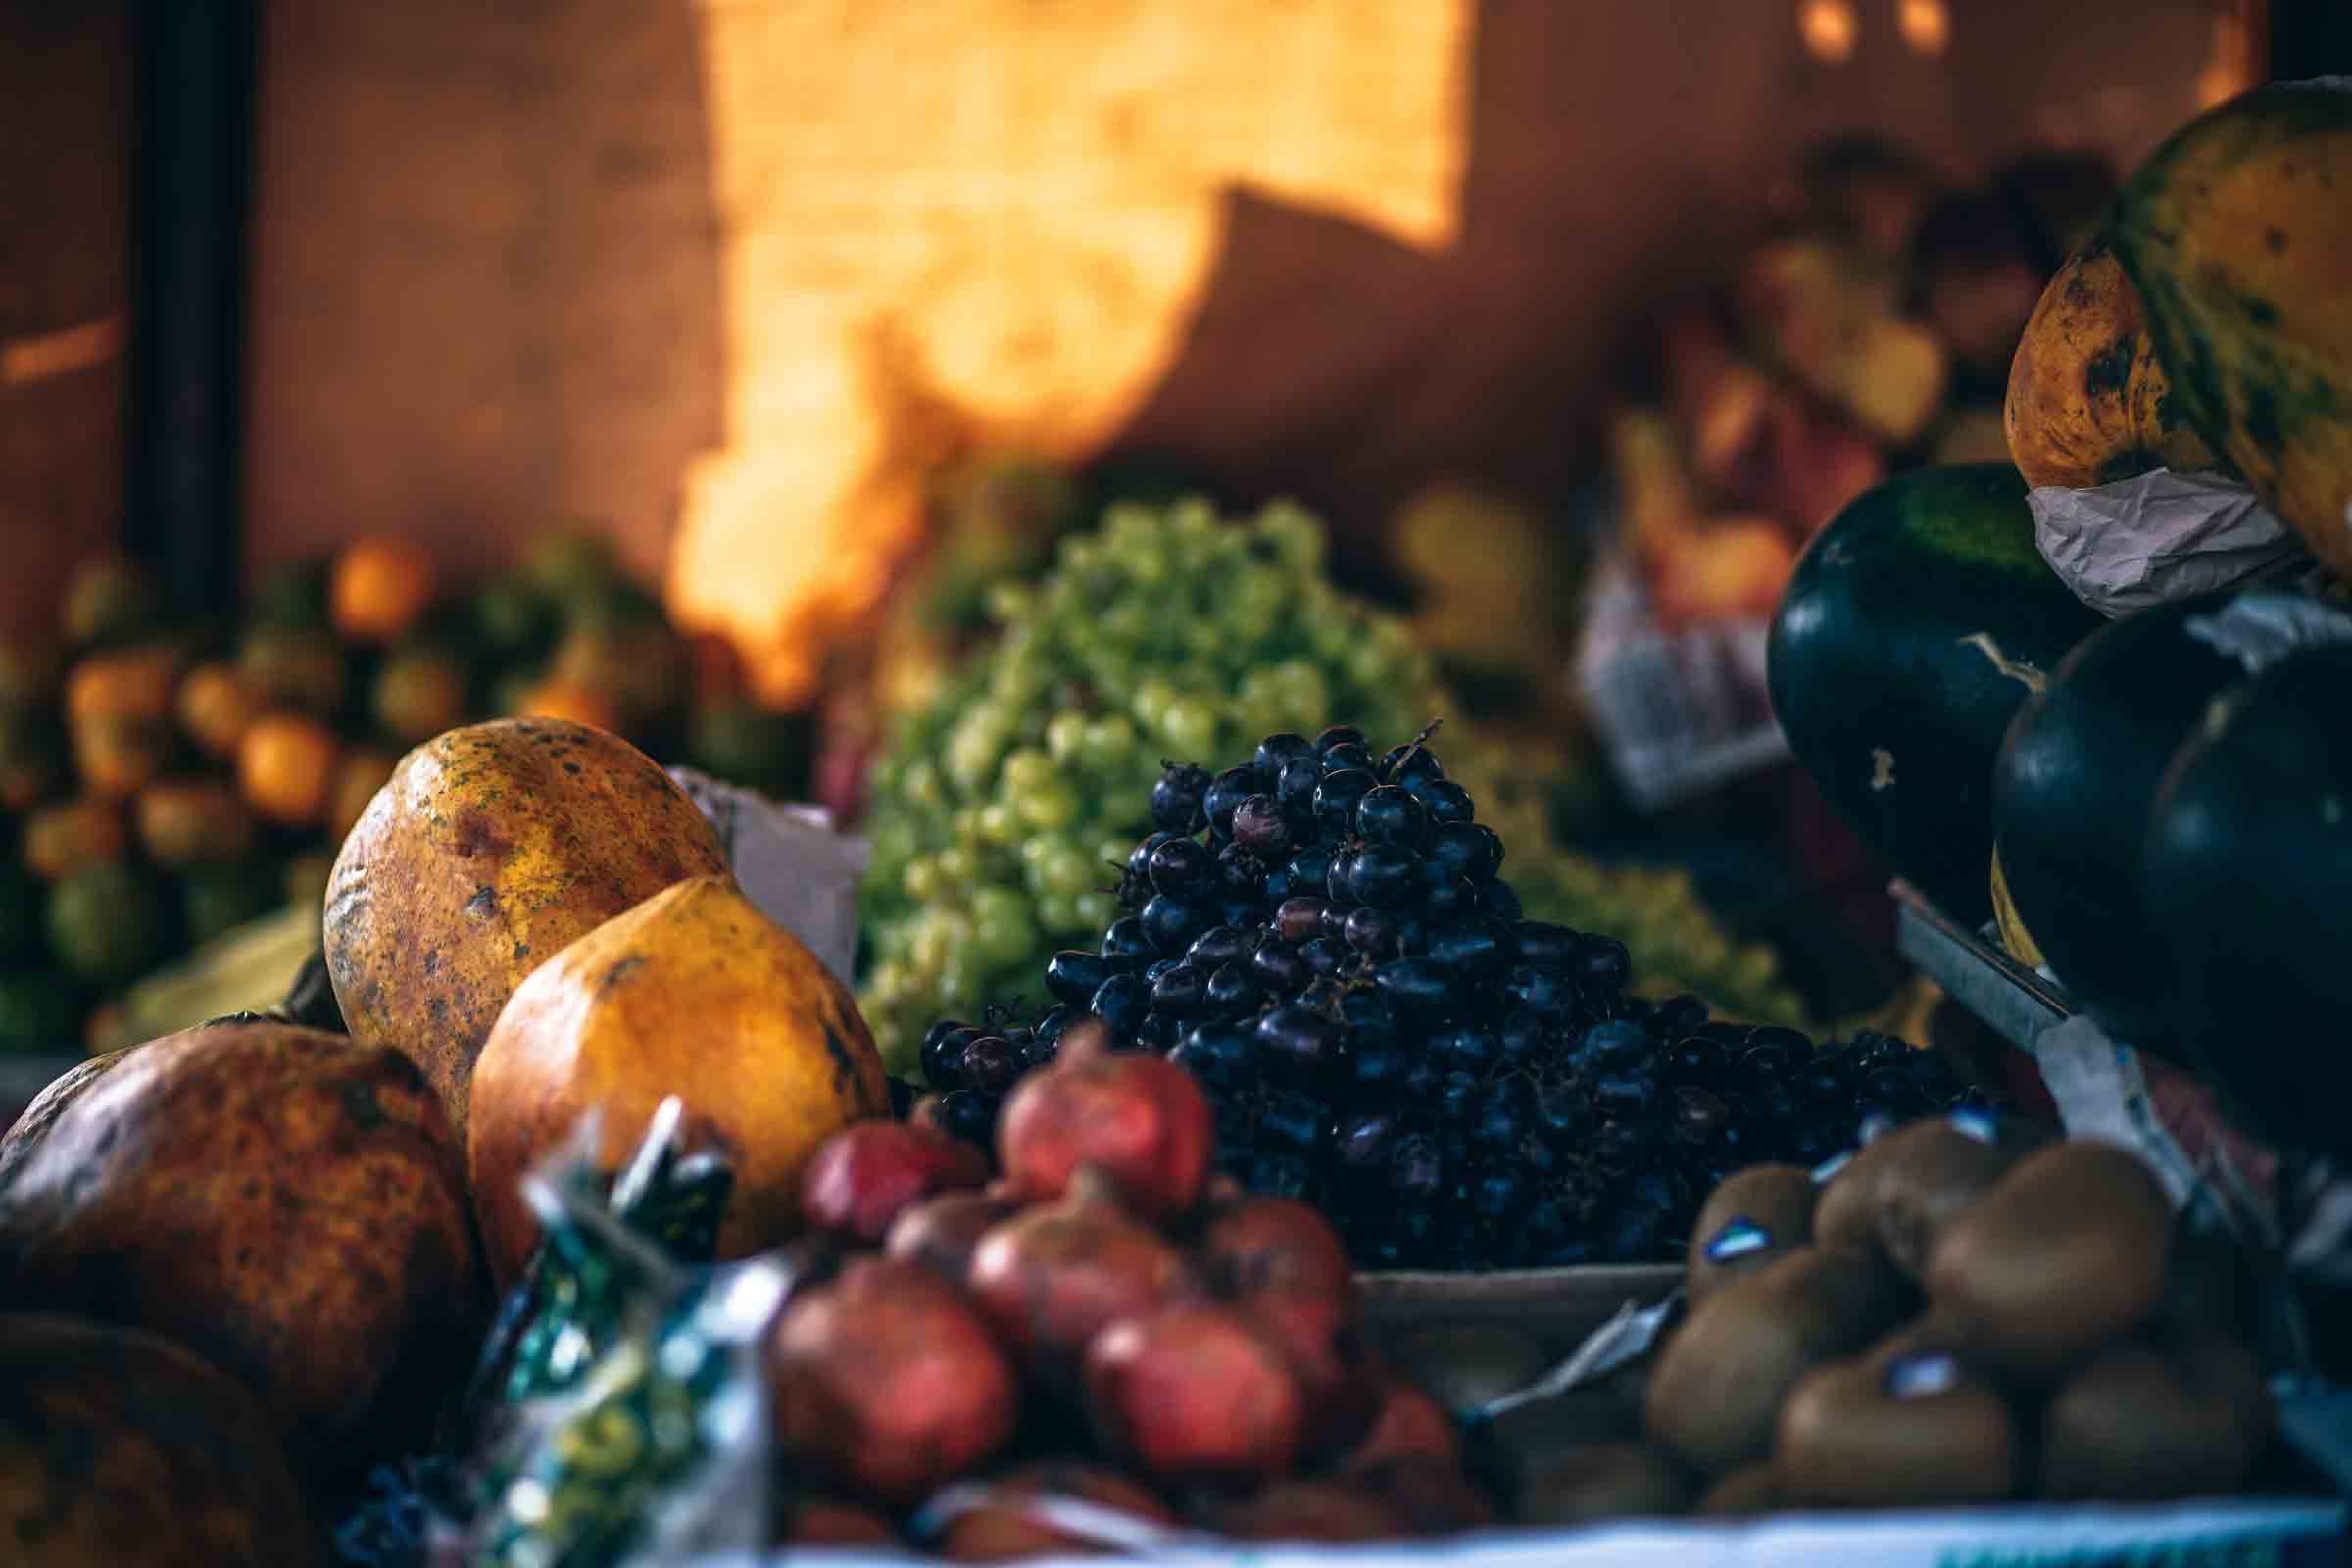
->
[[239, 0, 2217, 601], [242, 1, 725, 588]]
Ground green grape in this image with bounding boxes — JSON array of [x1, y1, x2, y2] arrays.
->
[[855, 494, 1808, 1075]]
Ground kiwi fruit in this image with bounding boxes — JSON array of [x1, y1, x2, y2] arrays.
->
[[2037, 1333, 2273, 1500], [1694, 1462, 1783, 1517], [1687, 1164, 1814, 1304], [1775, 1323, 2021, 1506], [1926, 1141, 2174, 1384], [1644, 1245, 1912, 1475]]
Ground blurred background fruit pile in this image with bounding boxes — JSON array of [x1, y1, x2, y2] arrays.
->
[[0, 536, 813, 1054]]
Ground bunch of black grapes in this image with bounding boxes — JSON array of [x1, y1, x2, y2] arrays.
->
[[914, 725, 1990, 1269]]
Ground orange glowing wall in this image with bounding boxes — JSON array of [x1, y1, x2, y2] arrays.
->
[[242, 0, 2250, 700]]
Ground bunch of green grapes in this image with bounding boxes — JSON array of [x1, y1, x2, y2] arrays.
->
[[856, 498, 1803, 1074]]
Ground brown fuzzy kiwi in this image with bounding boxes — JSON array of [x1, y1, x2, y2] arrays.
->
[[1644, 1245, 1913, 1476], [1815, 1115, 2047, 1278], [2037, 1333, 2274, 1501], [1687, 1164, 1815, 1305], [1695, 1463, 1784, 1517], [1926, 1141, 2174, 1384], [1775, 1322, 2021, 1507], [1504, 1441, 1694, 1528]]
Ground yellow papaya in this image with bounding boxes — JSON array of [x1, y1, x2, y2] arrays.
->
[[2113, 80, 2352, 577], [2004, 236, 2220, 490]]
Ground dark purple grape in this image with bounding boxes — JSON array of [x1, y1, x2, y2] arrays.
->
[[1323, 854, 1357, 908], [1298, 978, 1348, 1013], [1315, 724, 1367, 756], [1377, 742, 1445, 785], [920, 1020, 973, 1084], [1399, 1056, 1445, 1105], [1152, 962, 1208, 1016], [1592, 1118, 1657, 1166], [1426, 821, 1501, 884], [1275, 895, 1326, 944], [1146, 836, 1212, 899], [1034, 1004, 1071, 1042], [1375, 957, 1456, 1018], [1089, 972, 1149, 1036], [1205, 961, 1258, 1017], [960, 1035, 1023, 1094], [1537, 1083, 1592, 1142], [1436, 1072, 1483, 1126], [1348, 1039, 1409, 1100], [1343, 906, 1400, 956], [1214, 841, 1262, 894], [1232, 794, 1291, 857], [1140, 894, 1209, 953], [1515, 1132, 1562, 1184], [1274, 757, 1322, 823], [1203, 766, 1268, 840], [1299, 936, 1347, 977], [1174, 1021, 1254, 1091], [1312, 768, 1377, 836], [1255, 732, 1316, 773], [1317, 902, 1351, 941], [1420, 868, 1480, 923], [1389, 1133, 1446, 1201], [1144, 958, 1177, 983], [1473, 1092, 1529, 1149], [1434, 1025, 1500, 1075], [1021, 1032, 1060, 1071], [1576, 933, 1633, 994], [1672, 1084, 1730, 1142], [1045, 950, 1113, 1005], [1285, 846, 1335, 897], [1217, 896, 1262, 930], [1353, 785, 1427, 847], [1320, 742, 1375, 774], [1425, 919, 1506, 975], [1101, 917, 1155, 967], [1333, 1110, 1401, 1175], [1188, 925, 1251, 969], [1341, 989, 1399, 1044], [1651, 994, 1711, 1038], [1481, 878, 1523, 922], [1346, 844, 1422, 908], [1667, 1036, 1730, 1085], [1496, 1008, 1547, 1067], [1592, 1070, 1657, 1117], [1414, 779, 1475, 823], [925, 1026, 983, 1089], [1133, 1009, 1179, 1050], [1502, 964, 1577, 1019], [1251, 937, 1307, 994], [1393, 914, 1429, 956], [1259, 863, 1295, 905], [1740, 1037, 1804, 1083], [939, 1089, 998, 1145], [1256, 1004, 1346, 1090], [1126, 830, 1175, 887], [1473, 1169, 1527, 1224], [1151, 764, 1212, 833], [1248, 1153, 1317, 1201], [1572, 1018, 1651, 1073], [1513, 922, 1582, 970], [1255, 1089, 1331, 1156]]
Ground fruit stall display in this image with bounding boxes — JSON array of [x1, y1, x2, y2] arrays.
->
[[0, 78, 2346, 1568], [0, 535, 809, 1054]]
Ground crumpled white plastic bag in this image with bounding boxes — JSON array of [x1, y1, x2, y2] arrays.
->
[[666, 768, 868, 988], [2030, 468, 2316, 617]]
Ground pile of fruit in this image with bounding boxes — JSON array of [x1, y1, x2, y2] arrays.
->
[[1770, 80, 2352, 1165], [0, 536, 808, 1053], [761, 1033, 1494, 1552], [1479, 1122, 2276, 1523], [857, 496, 1808, 1072], [915, 722, 1984, 1269]]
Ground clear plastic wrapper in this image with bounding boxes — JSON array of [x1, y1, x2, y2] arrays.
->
[[2029, 468, 2318, 617], [666, 769, 868, 985]]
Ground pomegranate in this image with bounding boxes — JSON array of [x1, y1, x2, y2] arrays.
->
[[765, 1256, 1020, 1504], [779, 1498, 900, 1546], [966, 1169, 1203, 1383], [1346, 1455, 1495, 1533], [1196, 1478, 1414, 1543], [1198, 1195, 1357, 1311], [936, 1458, 1175, 1561], [1342, 1376, 1464, 1473], [996, 1053, 1213, 1220], [1084, 1303, 1306, 1485], [1241, 1289, 1381, 1460], [885, 1189, 1025, 1285], [800, 1120, 990, 1243]]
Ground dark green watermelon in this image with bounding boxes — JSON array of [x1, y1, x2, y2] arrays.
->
[[1991, 591, 2268, 1049], [1768, 464, 2104, 925], [2146, 639, 2352, 1160]]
